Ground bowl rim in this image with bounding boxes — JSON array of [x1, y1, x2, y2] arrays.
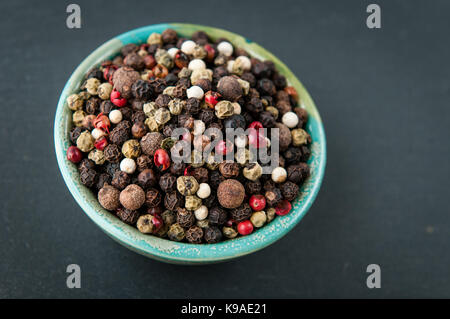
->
[[54, 23, 326, 264]]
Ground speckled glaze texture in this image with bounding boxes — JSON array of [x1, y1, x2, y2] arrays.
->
[[54, 23, 326, 264]]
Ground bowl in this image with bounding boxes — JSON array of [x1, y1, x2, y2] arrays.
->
[[54, 23, 326, 264]]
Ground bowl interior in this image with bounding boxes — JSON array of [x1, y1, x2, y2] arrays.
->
[[54, 23, 326, 264]]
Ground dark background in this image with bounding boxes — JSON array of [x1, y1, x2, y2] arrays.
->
[[1, 0, 449, 298]]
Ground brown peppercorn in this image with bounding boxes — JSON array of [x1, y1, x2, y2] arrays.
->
[[131, 110, 146, 124], [257, 78, 276, 96], [145, 188, 162, 208], [124, 52, 145, 70], [283, 147, 303, 165], [136, 154, 153, 171], [287, 163, 310, 184], [131, 122, 147, 139], [245, 180, 262, 195], [120, 184, 146, 210], [294, 107, 308, 127], [167, 223, 185, 241], [276, 100, 292, 115], [185, 97, 201, 114], [112, 67, 141, 99], [280, 181, 300, 201], [217, 179, 245, 209], [275, 123, 292, 151], [98, 184, 120, 211], [116, 207, 140, 225], [140, 132, 163, 156], [176, 208, 195, 228], [121, 43, 138, 56], [162, 28, 178, 44], [159, 173, 177, 192], [109, 125, 130, 146], [217, 76, 242, 101], [265, 188, 282, 207], [230, 203, 252, 222], [172, 84, 187, 99], [164, 190, 184, 211], [100, 100, 114, 114], [204, 226, 222, 244], [208, 207, 228, 226], [191, 167, 209, 184], [137, 169, 157, 189], [80, 168, 97, 188], [218, 162, 240, 178], [185, 226, 203, 244]]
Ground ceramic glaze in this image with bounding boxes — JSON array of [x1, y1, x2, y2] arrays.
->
[[54, 23, 327, 264]]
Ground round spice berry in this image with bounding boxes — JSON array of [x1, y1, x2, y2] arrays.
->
[[185, 195, 202, 211], [281, 111, 299, 128], [271, 167, 287, 183], [177, 176, 199, 196], [245, 180, 262, 195], [116, 207, 140, 225], [120, 158, 136, 174], [67, 146, 83, 163], [111, 170, 130, 190], [109, 109, 123, 124], [119, 184, 145, 210], [196, 183, 211, 199], [185, 226, 204, 244], [145, 188, 162, 208], [98, 184, 120, 211], [80, 168, 97, 188], [67, 93, 84, 111], [161, 210, 176, 226], [88, 149, 105, 165], [243, 163, 263, 181], [159, 173, 177, 192], [164, 190, 184, 211], [264, 188, 282, 207], [280, 181, 299, 201], [137, 214, 158, 234], [237, 220, 253, 236], [208, 207, 227, 225], [194, 205, 209, 221], [167, 223, 185, 242], [275, 200, 292, 216], [217, 76, 242, 101], [291, 128, 311, 147], [219, 162, 240, 178], [230, 203, 252, 222], [137, 169, 157, 189], [122, 139, 141, 159], [204, 226, 222, 244], [177, 208, 195, 228], [249, 194, 266, 211], [222, 226, 238, 239], [112, 67, 141, 99], [287, 163, 310, 184], [154, 148, 170, 171], [140, 132, 163, 156], [217, 179, 245, 209], [76, 131, 95, 153], [250, 211, 267, 228]]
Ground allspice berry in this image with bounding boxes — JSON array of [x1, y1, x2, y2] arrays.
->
[[112, 67, 141, 99], [119, 184, 145, 210], [98, 184, 120, 211], [217, 179, 245, 209], [217, 76, 242, 101]]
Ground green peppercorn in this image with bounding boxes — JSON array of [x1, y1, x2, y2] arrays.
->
[[85, 78, 101, 95], [291, 128, 311, 146], [67, 93, 84, 111], [215, 100, 234, 119], [154, 108, 171, 125], [72, 110, 86, 127], [88, 149, 106, 165], [222, 226, 238, 239], [76, 131, 94, 152], [177, 176, 200, 196], [122, 139, 141, 159], [185, 195, 202, 211], [250, 211, 267, 228]]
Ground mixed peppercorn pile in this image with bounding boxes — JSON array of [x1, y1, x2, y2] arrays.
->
[[65, 28, 311, 244]]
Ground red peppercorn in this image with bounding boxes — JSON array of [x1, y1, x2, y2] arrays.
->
[[204, 91, 220, 108], [215, 140, 232, 155], [275, 200, 292, 216], [154, 149, 170, 171], [184, 165, 193, 176], [67, 146, 83, 163], [249, 194, 266, 211], [237, 220, 254, 236], [248, 121, 263, 130], [152, 214, 163, 231], [94, 137, 108, 151], [248, 129, 267, 149], [204, 44, 215, 62], [225, 219, 236, 227], [144, 55, 156, 69], [93, 113, 111, 133], [147, 206, 162, 216], [110, 89, 127, 107]]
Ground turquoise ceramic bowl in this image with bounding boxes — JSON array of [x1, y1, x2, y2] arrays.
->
[[54, 23, 326, 264]]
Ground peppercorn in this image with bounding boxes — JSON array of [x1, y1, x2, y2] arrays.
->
[[204, 226, 222, 243], [97, 184, 120, 211], [130, 122, 147, 139], [80, 168, 97, 188], [121, 139, 141, 159], [244, 180, 262, 195], [217, 76, 242, 101], [185, 195, 202, 211], [78, 158, 95, 172], [222, 226, 238, 239], [145, 188, 162, 208], [116, 207, 140, 225], [277, 100, 292, 116], [229, 203, 252, 222], [137, 214, 157, 234], [102, 144, 120, 163], [291, 128, 311, 146], [177, 176, 199, 196], [84, 78, 101, 95], [109, 125, 130, 146], [185, 97, 201, 114], [170, 162, 186, 175], [183, 225, 203, 244], [243, 163, 262, 181], [283, 147, 303, 165], [70, 127, 85, 144], [155, 49, 174, 69], [76, 131, 95, 153], [154, 94, 170, 108], [198, 109, 215, 126], [250, 211, 267, 228], [287, 163, 310, 184], [88, 149, 105, 165], [67, 93, 84, 111], [246, 97, 263, 114], [217, 179, 245, 209], [190, 69, 213, 86], [120, 184, 145, 210], [272, 167, 287, 183], [111, 170, 130, 190], [209, 170, 225, 190], [275, 123, 292, 151], [168, 98, 185, 115], [137, 168, 157, 189], [111, 68, 138, 99], [164, 190, 184, 211], [140, 132, 163, 156], [167, 223, 185, 241], [215, 100, 234, 119], [131, 79, 152, 100], [294, 107, 308, 128], [280, 181, 300, 201], [208, 206, 227, 226], [135, 154, 152, 172], [265, 188, 282, 207], [177, 208, 195, 228], [159, 173, 177, 192], [161, 210, 176, 226], [219, 162, 240, 178]]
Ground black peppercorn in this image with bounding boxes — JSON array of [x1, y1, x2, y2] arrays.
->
[[280, 181, 299, 201], [159, 173, 177, 192], [170, 162, 186, 175], [162, 28, 178, 44], [104, 162, 120, 177], [124, 52, 145, 70], [70, 126, 85, 144], [272, 73, 287, 89], [196, 79, 212, 92], [224, 114, 246, 130], [164, 190, 184, 211], [121, 43, 139, 56], [80, 168, 97, 188], [208, 207, 227, 225], [131, 122, 147, 139], [136, 154, 153, 172], [198, 109, 215, 126], [104, 144, 122, 163], [300, 145, 311, 162], [204, 226, 222, 244], [85, 97, 101, 114], [185, 97, 201, 114], [155, 94, 171, 108], [137, 169, 157, 189], [213, 66, 228, 84], [78, 158, 95, 172], [116, 207, 140, 225], [257, 78, 276, 96], [132, 79, 153, 100], [251, 61, 271, 78], [111, 171, 130, 190], [283, 147, 303, 165], [149, 78, 166, 95], [177, 208, 195, 228], [131, 110, 146, 124], [86, 67, 103, 80], [245, 180, 262, 195], [203, 192, 218, 209], [192, 30, 209, 43], [109, 126, 130, 146], [265, 188, 282, 207], [100, 100, 114, 114], [241, 72, 256, 87], [96, 173, 112, 191], [287, 163, 310, 184], [145, 188, 162, 208], [258, 111, 276, 128], [230, 203, 252, 222], [246, 97, 263, 113], [192, 167, 209, 184], [165, 73, 178, 86], [209, 170, 225, 190], [185, 226, 204, 244], [217, 76, 242, 101], [219, 162, 240, 178], [172, 84, 187, 99]]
